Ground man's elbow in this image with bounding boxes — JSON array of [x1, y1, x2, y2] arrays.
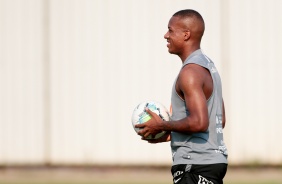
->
[[192, 118, 209, 132]]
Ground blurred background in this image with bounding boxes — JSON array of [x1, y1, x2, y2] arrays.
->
[[1, 0, 282, 183]]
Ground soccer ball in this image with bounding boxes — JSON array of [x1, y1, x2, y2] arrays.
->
[[131, 101, 170, 139]]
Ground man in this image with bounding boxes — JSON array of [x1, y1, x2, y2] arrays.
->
[[135, 9, 228, 184]]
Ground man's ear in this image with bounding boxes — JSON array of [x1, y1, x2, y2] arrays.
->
[[184, 30, 191, 41]]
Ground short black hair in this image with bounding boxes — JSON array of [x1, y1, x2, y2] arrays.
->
[[173, 9, 205, 38], [173, 9, 204, 24]]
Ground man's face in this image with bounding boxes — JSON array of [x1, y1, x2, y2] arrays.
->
[[164, 16, 186, 55]]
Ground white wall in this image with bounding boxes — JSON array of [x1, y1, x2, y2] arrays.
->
[[0, 0, 45, 164], [225, 0, 282, 164], [0, 0, 281, 165]]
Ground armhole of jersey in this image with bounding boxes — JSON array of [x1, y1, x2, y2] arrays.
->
[[182, 62, 215, 103]]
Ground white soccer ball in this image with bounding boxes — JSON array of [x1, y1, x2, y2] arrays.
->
[[131, 101, 170, 139]]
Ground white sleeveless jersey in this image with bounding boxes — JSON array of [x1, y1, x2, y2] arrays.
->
[[170, 49, 228, 165]]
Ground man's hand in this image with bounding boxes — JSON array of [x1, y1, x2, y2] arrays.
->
[[134, 108, 164, 139]]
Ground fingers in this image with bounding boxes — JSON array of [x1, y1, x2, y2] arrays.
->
[[137, 129, 145, 136], [135, 108, 157, 129], [135, 123, 145, 128], [135, 108, 160, 139], [137, 128, 155, 139], [143, 132, 151, 138], [145, 107, 155, 116]]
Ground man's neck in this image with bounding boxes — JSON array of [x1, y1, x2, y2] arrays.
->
[[179, 46, 201, 63]]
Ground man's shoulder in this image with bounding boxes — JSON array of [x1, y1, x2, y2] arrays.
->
[[179, 64, 208, 81]]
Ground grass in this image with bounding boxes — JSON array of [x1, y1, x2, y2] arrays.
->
[[226, 183, 280, 184], [0, 180, 276, 183], [0, 166, 281, 184], [0, 179, 281, 184]]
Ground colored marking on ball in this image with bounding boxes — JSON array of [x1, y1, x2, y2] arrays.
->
[[139, 113, 151, 123]]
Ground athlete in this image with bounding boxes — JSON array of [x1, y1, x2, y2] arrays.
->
[[135, 9, 228, 184]]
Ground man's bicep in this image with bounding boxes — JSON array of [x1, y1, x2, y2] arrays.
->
[[182, 80, 208, 118], [179, 70, 209, 131], [179, 66, 208, 114]]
